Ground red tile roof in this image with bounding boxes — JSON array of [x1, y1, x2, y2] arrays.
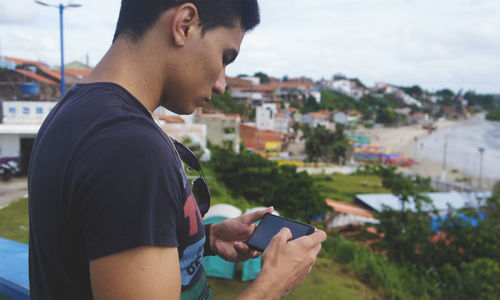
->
[[226, 76, 254, 87], [65, 69, 92, 78], [154, 114, 185, 124], [15, 69, 57, 84], [3, 56, 49, 69], [307, 112, 329, 119], [280, 81, 316, 89], [39, 69, 62, 81], [325, 199, 374, 218], [240, 123, 284, 150]]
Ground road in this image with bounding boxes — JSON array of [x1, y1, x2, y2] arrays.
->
[[0, 177, 28, 209]]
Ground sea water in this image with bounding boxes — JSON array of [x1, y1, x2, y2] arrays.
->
[[419, 114, 500, 182]]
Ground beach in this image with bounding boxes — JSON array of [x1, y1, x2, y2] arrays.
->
[[356, 114, 499, 190]]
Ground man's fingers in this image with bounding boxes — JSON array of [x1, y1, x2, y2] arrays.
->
[[273, 227, 293, 245], [240, 207, 274, 224], [308, 230, 327, 245], [292, 229, 327, 248], [234, 242, 256, 261]]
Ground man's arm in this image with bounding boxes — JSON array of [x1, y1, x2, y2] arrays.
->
[[90, 246, 181, 300]]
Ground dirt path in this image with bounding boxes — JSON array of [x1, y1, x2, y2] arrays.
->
[[0, 177, 28, 209]]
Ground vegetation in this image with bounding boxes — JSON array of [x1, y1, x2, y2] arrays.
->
[[323, 234, 439, 299], [209, 145, 329, 221], [465, 91, 498, 111], [312, 173, 389, 203], [253, 72, 270, 84], [352, 166, 500, 299], [0, 197, 29, 244], [303, 125, 351, 164], [208, 256, 382, 300], [209, 91, 249, 116], [486, 107, 500, 121]]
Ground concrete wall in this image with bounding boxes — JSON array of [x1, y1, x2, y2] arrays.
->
[[195, 114, 240, 153], [0, 134, 20, 157]]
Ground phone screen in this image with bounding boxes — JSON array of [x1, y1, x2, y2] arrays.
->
[[247, 214, 315, 252]]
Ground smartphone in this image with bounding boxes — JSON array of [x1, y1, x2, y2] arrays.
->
[[246, 213, 316, 252]]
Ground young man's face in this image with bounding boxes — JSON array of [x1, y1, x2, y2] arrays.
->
[[162, 22, 245, 115]]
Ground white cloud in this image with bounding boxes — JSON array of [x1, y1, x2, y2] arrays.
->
[[0, 0, 39, 24], [0, 0, 499, 93]]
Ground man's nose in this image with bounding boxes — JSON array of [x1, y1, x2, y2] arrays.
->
[[212, 69, 226, 95]]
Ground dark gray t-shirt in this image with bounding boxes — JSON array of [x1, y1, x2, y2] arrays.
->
[[28, 82, 207, 299]]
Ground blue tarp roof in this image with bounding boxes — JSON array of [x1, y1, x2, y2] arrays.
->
[[0, 237, 29, 300], [355, 192, 492, 212]]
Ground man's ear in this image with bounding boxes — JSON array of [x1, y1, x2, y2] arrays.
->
[[171, 3, 199, 47]]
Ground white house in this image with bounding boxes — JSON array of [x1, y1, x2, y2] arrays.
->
[[302, 112, 330, 128], [333, 111, 348, 125], [0, 101, 57, 173], [256, 103, 277, 131], [326, 79, 366, 100]]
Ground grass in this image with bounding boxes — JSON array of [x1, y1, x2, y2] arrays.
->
[[207, 257, 381, 300], [312, 173, 390, 203], [0, 197, 29, 244]]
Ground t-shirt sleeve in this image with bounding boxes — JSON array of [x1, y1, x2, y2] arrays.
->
[[68, 119, 184, 261]]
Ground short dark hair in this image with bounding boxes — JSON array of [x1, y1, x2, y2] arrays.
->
[[113, 0, 260, 43]]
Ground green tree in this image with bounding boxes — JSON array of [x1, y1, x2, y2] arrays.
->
[[486, 107, 500, 121], [375, 108, 396, 124], [372, 166, 435, 266], [304, 125, 351, 164], [301, 95, 320, 114], [210, 146, 329, 220], [254, 72, 270, 84], [210, 91, 249, 116]]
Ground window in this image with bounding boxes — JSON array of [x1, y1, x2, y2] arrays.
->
[[23, 107, 30, 115], [36, 107, 43, 115], [8, 107, 16, 114]]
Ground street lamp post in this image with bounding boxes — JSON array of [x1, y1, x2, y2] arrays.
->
[[35, 1, 82, 96], [441, 135, 448, 181], [478, 147, 485, 190], [413, 136, 418, 161]]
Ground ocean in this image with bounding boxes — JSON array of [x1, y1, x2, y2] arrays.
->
[[419, 114, 500, 182]]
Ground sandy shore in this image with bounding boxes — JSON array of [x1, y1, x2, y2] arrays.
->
[[355, 117, 496, 189]]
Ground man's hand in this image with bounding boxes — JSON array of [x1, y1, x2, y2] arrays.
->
[[209, 207, 273, 262], [236, 227, 327, 300]]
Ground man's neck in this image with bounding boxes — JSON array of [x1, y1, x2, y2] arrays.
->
[[81, 38, 165, 113]]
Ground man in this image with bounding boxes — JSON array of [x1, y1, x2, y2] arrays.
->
[[28, 0, 326, 299]]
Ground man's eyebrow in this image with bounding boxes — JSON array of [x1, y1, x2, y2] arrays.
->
[[225, 49, 239, 65]]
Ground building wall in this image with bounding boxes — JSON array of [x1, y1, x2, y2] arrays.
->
[[2, 101, 57, 124], [195, 114, 240, 153], [160, 123, 207, 149], [0, 134, 20, 157], [256, 103, 277, 131]]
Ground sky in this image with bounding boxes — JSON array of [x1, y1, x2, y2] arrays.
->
[[0, 0, 499, 94]]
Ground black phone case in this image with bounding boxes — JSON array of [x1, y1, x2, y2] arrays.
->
[[246, 213, 315, 252]]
